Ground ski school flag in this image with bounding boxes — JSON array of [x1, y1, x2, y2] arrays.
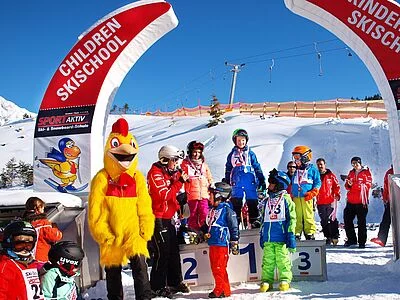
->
[[33, 0, 178, 194], [284, 0, 400, 174]]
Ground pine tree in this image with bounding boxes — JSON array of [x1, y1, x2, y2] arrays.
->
[[207, 96, 225, 128], [18, 161, 33, 186]]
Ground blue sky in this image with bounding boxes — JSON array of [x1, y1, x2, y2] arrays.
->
[[0, 0, 380, 113]]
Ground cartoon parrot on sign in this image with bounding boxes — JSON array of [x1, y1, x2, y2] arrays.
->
[[40, 137, 87, 193]]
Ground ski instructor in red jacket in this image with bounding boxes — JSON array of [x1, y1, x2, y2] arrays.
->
[[316, 158, 341, 246], [343, 156, 372, 248], [147, 145, 190, 298]]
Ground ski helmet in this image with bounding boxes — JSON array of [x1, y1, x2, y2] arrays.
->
[[292, 145, 312, 164], [158, 145, 185, 165], [232, 129, 248, 144], [210, 182, 232, 201], [187, 141, 204, 156], [2, 221, 37, 261], [2, 220, 37, 250], [268, 168, 290, 191], [49, 241, 84, 276]]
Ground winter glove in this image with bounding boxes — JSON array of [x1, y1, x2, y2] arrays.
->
[[230, 241, 239, 255], [222, 177, 230, 185], [286, 232, 296, 253], [176, 192, 188, 206], [304, 188, 319, 201], [180, 203, 190, 219], [257, 180, 266, 191]]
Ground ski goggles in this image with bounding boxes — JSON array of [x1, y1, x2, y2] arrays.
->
[[13, 240, 35, 252], [292, 153, 302, 161], [58, 261, 81, 276]]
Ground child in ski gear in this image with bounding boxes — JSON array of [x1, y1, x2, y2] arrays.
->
[[286, 161, 296, 195], [291, 145, 321, 240], [316, 158, 341, 246], [259, 169, 296, 292], [88, 118, 155, 300], [147, 145, 190, 298], [371, 165, 394, 247], [181, 141, 213, 231], [224, 129, 266, 228], [41, 241, 84, 300], [202, 182, 239, 298], [0, 220, 44, 300], [344, 156, 372, 248], [23, 197, 62, 266]]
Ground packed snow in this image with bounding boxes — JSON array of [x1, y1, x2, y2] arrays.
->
[[0, 109, 399, 299]]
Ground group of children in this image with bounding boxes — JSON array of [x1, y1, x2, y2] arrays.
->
[[174, 128, 300, 296], [0, 197, 84, 299]]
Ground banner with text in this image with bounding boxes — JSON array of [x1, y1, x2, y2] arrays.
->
[[34, 0, 178, 193]]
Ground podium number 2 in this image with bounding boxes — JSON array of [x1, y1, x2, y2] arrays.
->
[[183, 257, 199, 280], [298, 251, 311, 270]]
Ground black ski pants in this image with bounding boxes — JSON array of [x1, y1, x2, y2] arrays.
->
[[344, 203, 368, 245], [231, 197, 258, 225], [105, 254, 152, 300], [378, 202, 391, 245], [150, 218, 183, 291], [317, 204, 339, 239]]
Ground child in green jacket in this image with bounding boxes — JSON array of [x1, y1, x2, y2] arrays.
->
[[41, 241, 84, 300]]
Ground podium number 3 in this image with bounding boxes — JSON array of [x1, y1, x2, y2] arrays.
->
[[298, 251, 311, 270]]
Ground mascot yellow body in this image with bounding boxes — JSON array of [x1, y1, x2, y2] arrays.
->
[[88, 118, 154, 266]]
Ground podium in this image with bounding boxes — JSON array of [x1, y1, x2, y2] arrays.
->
[[180, 229, 327, 288]]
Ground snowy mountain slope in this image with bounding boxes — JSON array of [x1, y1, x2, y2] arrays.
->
[[0, 96, 36, 126], [0, 112, 391, 221]]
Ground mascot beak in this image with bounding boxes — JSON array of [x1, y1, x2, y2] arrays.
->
[[108, 144, 137, 170]]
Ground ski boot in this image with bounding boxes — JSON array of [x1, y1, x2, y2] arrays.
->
[[279, 281, 290, 292], [260, 282, 272, 292], [305, 234, 315, 240]]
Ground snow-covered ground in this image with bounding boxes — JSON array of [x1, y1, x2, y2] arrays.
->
[[0, 110, 398, 298]]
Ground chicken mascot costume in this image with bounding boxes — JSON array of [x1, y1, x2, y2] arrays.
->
[[88, 118, 154, 300]]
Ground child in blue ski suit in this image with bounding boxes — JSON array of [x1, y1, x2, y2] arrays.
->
[[259, 169, 296, 292], [41, 241, 84, 300], [202, 182, 239, 298], [224, 128, 265, 228]]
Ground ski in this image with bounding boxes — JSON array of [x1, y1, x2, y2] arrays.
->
[[44, 178, 88, 193]]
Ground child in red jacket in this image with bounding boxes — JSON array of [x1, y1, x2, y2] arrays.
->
[[0, 220, 44, 300], [23, 197, 62, 266]]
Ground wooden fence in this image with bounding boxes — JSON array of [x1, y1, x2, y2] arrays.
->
[[144, 99, 388, 120]]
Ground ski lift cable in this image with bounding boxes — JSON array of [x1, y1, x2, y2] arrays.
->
[[243, 46, 349, 65], [227, 38, 339, 62]]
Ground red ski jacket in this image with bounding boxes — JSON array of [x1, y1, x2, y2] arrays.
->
[[383, 167, 394, 203], [316, 169, 340, 205], [147, 162, 183, 219], [0, 254, 43, 300], [345, 167, 372, 205]]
